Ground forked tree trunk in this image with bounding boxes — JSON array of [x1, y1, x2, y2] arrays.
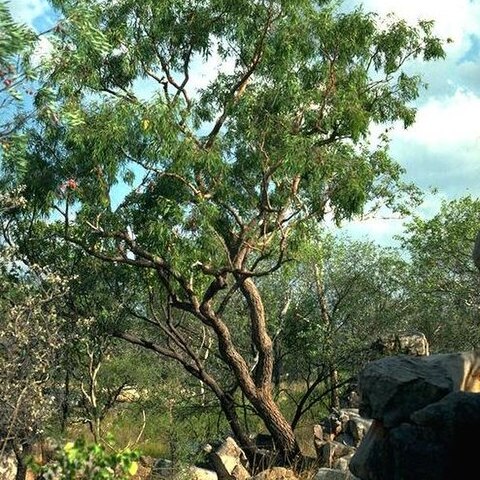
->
[[234, 277, 300, 461]]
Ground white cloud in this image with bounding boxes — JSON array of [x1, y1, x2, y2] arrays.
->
[[188, 42, 237, 95], [360, 0, 480, 52], [343, 1, 480, 245], [31, 35, 53, 67], [343, 0, 480, 102], [394, 89, 480, 150]]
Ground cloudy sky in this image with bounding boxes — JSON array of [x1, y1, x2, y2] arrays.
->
[[341, 0, 480, 245], [9, 0, 480, 246]]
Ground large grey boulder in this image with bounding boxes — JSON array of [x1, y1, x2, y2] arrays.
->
[[350, 351, 480, 480], [357, 351, 480, 427]]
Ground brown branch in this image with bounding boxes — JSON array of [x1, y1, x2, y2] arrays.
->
[[203, 9, 275, 149], [237, 277, 273, 390]]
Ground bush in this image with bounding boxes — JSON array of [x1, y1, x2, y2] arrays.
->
[[33, 438, 140, 480]]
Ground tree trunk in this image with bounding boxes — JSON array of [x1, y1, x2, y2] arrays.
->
[[252, 392, 299, 461], [219, 394, 256, 456], [272, 337, 282, 389], [330, 368, 340, 410], [13, 442, 31, 480], [235, 277, 300, 460]]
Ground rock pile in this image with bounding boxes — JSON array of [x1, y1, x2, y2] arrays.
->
[[313, 409, 371, 473]]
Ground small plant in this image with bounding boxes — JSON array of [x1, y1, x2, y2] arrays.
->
[[33, 438, 140, 479]]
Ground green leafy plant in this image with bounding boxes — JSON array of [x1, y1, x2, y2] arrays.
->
[[33, 438, 140, 480]]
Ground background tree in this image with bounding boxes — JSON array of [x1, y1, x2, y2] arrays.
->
[[400, 196, 480, 351], [8, 0, 446, 461], [280, 233, 409, 426], [0, 189, 68, 480]]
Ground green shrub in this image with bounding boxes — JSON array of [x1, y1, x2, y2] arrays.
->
[[32, 438, 140, 479]]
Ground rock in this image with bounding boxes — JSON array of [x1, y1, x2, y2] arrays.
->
[[314, 467, 357, 479], [250, 466, 298, 479], [334, 433, 355, 448], [410, 391, 480, 473], [313, 424, 324, 441], [210, 437, 250, 480], [332, 453, 354, 472], [344, 417, 372, 447], [318, 441, 355, 468], [176, 466, 218, 480], [373, 333, 429, 356], [358, 351, 480, 427], [350, 351, 480, 480], [348, 420, 392, 480], [152, 458, 175, 479]]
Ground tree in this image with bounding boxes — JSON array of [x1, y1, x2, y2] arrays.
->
[[280, 233, 409, 425], [400, 196, 480, 351], [0, 188, 69, 480], [0, 0, 40, 183], [10, 0, 446, 461]]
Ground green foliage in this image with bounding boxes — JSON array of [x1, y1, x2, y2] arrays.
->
[[0, 1, 36, 127], [0, 1, 44, 194], [33, 438, 140, 480], [399, 196, 480, 351], [0, 2, 34, 63], [283, 233, 409, 375]]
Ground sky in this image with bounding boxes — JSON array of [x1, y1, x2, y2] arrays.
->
[[7, 0, 480, 247]]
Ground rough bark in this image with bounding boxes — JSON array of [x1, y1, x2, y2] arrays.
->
[[252, 392, 300, 461], [239, 277, 274, 390]]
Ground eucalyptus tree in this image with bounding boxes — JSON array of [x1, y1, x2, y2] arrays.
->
[[11, 0, 446, 460]]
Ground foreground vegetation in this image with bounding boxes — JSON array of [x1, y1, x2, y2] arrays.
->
[[1, 1, 479, 478]]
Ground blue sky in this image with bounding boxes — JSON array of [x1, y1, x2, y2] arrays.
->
[[8, 0, 480, 246]]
